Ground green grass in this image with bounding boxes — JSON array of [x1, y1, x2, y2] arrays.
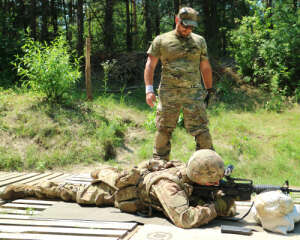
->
[[0, 86, 299, 187]]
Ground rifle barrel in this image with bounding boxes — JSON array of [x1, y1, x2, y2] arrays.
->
[[253, 184, 300, 194]]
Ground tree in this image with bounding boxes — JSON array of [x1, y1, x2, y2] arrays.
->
[[41, 0, 50, 42], [125, 0, 132, 51], [77, 0, 84, 58]]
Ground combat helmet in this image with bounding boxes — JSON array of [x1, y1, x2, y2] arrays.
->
[[186, 149, 224, 185]]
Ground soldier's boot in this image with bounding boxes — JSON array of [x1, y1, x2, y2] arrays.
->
[[0, 184, 36, 200], [153, 129, 172, 161], [195, 131, 214, 150]]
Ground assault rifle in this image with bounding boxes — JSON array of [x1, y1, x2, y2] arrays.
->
[[193, 165, 300, 221], [193, 165, 300, 201]]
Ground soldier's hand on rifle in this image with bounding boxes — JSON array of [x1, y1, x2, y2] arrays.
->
[[213, 190, 236, 217]]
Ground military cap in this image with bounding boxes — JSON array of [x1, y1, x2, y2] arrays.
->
[[178, 7, 199, 27]]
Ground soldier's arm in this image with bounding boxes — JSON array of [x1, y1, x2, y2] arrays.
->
[[200, 59, 213, 90], [144, 54, 159, 107], [151, 179, 217, 229]]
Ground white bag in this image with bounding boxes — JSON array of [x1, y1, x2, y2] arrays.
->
[[252, 190, 300, 234]]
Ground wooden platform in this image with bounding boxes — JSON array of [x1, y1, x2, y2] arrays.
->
[[0, 172, 138, 240], [1, 171, 299, 239]]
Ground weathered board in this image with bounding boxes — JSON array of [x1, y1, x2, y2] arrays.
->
[[0, 172, 138, 240]]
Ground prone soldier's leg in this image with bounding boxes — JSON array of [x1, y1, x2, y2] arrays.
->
[[0, 181, 79, 201]]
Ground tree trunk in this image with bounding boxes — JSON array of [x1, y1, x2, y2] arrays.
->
[[41, 0, 50, 42], [68, 0, 73, 43], [104, 0, 115, 54], [202, 0, 218, 53], [144, 0, 152, 47], [62, 0, 70, 45], [77, 0, 84, 58], [125, 0, 132, 51], [30, 0, 37, 39], [131, 0, 138, 47], [51, 0, 58, 38], [173, 0, 180, 28], [154, 0, 160, 35], [85, 37, 92, 100]]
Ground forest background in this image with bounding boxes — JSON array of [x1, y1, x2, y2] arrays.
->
[[0, 0, 299, 186]]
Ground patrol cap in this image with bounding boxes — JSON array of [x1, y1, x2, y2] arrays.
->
[[178, 7, 198, 27]]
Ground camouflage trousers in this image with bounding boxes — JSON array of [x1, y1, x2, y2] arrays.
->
[[154, 87, 213, 160]]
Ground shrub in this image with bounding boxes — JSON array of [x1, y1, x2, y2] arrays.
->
[[13, 35, 81, 102], [229, 1, 299, 96]]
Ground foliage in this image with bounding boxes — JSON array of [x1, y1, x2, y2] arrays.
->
[[13, 35, 81, 102], [229, 0, 299, 96]]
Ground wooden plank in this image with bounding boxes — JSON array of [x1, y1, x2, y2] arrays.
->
[[71, 173, 91, 178], [0, 173, 41, 187], [0, 233, 118, 240], [50, 173, 72, 182], [0, 214, 137, 231], [67, 178, 92, 182], [64, 180, 90, 185], [0, 173, 24, 182], [68, 176, 92, 180], [2, 203, 49, 210], [0, 214, 32, 219], [0, 172, 15, 179], [48, 173, 70, 180], [0, 219, 138, 230], [0, 208, 39, 215], [0, 225, 127, 237], [16, 172, 55, 185], [28, 172, 66, 185], [13, 199, 56, 205]]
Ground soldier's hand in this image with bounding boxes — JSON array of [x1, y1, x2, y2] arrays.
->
[[204, 88, 216, 107], [148, 159, 174, 171], [213, 194, 236, 217], [146, 92, 156, 108]]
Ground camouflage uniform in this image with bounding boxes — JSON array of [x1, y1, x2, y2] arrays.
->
[[0, 162, 234, 229], [147, 30, 213, 161]]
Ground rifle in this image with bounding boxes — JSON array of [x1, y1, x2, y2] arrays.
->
[[193, 165, 300, 220], [193, 176, 300, 201]]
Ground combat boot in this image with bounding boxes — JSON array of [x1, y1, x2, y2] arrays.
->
[[0, 184, 35, 200]]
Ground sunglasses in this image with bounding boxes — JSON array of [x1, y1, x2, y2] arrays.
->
[[180, 21, 194, 30]]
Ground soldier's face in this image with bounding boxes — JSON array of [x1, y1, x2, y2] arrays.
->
[[175, 18, 193, 37]]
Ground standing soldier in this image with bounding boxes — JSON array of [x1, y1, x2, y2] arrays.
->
[[0, 150, 235, 229], [144, 7, 215, 166]]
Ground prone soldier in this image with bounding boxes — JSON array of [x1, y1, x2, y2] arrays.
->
[[0, 150, 235, 229]]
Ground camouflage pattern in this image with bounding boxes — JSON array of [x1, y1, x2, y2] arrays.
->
[[178, 7, 199, 27], [0, 161, 235, 229], [147, 30, 213, 160], [186, 150, 224, 185], [147, 30, 208, 88]]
